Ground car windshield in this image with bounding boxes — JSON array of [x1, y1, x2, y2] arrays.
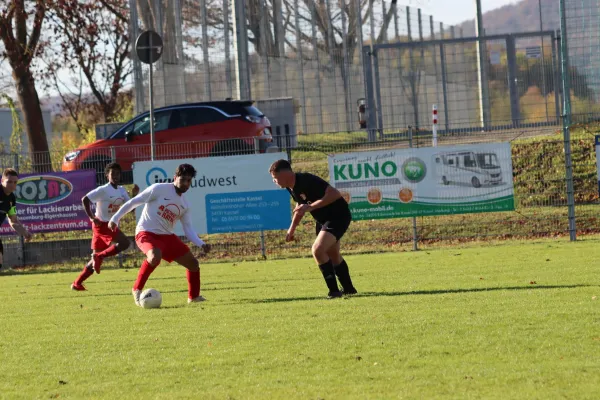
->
[[243, 105, 263, 117], [109, 114, 149, 139]]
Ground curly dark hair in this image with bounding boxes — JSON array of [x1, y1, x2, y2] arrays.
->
[[104, 163, 122, 176]]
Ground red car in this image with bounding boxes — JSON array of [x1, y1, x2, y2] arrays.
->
[[62, 101, 275, 182]]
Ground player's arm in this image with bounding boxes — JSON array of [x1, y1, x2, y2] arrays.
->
[[8, 212, 32, 241], [82, 196, 101, 226], [181, 211, 210, 253], [109, 185, 153, 230], [286, 208, 304, 242], [303, 185, 342, 212]]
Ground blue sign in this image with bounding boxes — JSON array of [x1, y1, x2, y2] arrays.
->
[[146, 167, 169, 186], [205, 190, 291, 234]]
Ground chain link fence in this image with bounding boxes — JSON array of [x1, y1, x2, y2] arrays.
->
[[2, 0, 600, 269], [128, 1, 569, 136], [2, 122, 599, 269]]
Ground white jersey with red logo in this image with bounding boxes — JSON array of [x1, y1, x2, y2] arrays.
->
[[86, 183, 130, 222], [109, 182, 205, 247], [132, 183, 190, 235]]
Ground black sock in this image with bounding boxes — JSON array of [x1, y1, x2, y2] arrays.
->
[[334, 259, 355, 291], [319, 260, 340, 293]]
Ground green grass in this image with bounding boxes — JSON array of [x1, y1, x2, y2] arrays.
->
[[2, 238, 600, 399]]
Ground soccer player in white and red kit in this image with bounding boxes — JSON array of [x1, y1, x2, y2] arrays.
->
[[71, 163, 139, 291], [108, 163, 211, 306]]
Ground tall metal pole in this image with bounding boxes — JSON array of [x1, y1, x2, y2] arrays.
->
[[539, 0, 549, 122], [558, 0, 576, 241], [293, 0, 308, 134], [232, 0, 251, 100], [223, 0, 233, 98], [129, 0, 145, 115], [201, 0, 212, 100], [475, 0, 490, 130], [149, 35, 155, 161]]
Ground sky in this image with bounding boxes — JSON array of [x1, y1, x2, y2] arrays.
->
[[414, 0, 521, 25]]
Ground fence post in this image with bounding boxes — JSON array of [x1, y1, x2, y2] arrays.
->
[[408, 126, 419, 251], [506, 35, 521, 127], [310, 2, 324, 133], [439, 42, 450, 133], [293, 0, 308, 134], [260, 230, 267, 259], [406, 7, 419, 130], [364, 47, 378, 142], [232, 0, 251, 101], [558, 0, 576, 241], [551, 30, 561, 124], [372, 49, 384, 139], [12, 153, 24, 267], [432, 105, 438, 146], [284, 124, 292, 162]]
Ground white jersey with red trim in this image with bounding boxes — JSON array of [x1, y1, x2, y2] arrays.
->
[[86, 183, 130, 222], [134, 183, 190, 235]]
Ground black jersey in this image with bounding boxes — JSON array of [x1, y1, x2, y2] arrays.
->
[[287, 172, 351, 223], [0, 189, 17, 226]]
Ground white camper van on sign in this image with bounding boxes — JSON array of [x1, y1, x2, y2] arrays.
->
[[433, 151, 502, 188]]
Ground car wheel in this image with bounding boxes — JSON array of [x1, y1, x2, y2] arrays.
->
[[210, 139, 253, 157], [442, 176, 449, 185], [81, 157, 111, 184], [471, 177, 481, 188]]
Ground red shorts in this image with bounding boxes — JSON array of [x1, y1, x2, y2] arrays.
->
[[91, 221, 120, 251], [135, 231, 190, 262]]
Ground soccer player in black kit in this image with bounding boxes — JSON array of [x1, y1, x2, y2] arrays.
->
[[269, 159, 357, 298], [0, 168, 32, 270]]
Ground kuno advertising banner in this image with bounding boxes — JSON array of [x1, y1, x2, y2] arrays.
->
[[328, 143, 515, 220], [0, 170, 97, 235], [133, 153, 291, 235]]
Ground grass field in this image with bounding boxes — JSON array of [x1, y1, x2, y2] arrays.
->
[[2, 238, 600, 399]]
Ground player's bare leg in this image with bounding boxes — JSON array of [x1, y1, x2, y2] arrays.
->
[[174, 251, 205, 303], [327, 241, 357, 295], [312, 231, 342, 298], [132, 248, 162, 306]]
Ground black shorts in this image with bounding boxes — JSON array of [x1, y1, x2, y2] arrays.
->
[[315, 217, 351, 242], [0, 237, 3, 255]]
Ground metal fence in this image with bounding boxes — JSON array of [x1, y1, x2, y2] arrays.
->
[[2, 123, 599, 268], [128, 1, 572, 136], [363, 30, 562, 137], [130, 0, 428, 134]]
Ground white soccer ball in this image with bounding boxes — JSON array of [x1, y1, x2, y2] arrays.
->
[[139, 288, 162, 309]]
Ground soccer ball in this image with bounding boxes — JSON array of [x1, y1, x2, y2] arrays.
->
[[139, 288, 162, 309]]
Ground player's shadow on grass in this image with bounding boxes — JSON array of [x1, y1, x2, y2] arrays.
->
[[245, 284, 596, 304]]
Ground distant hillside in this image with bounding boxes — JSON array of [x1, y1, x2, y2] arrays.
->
[[453, 0, 560, 36]]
